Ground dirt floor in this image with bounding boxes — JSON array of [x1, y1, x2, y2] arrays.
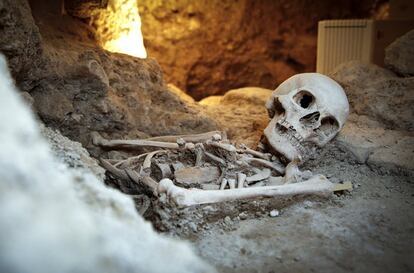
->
[[186, 144, 414, 273]]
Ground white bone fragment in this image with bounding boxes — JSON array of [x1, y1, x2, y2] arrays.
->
[[204, 151, 226, 165], [206, 140, 237, 152], [158, 175, 335, 207], [194, 143, 204, 166], [246, 168, 271, 184], [237, 173, 247, 189], [243, 157, 284, 174], [238, 144, 271, 160], [212, 133, 222, 141], [143, 150, 161, 171], [114, 150, 167, 169], [220, 178, 228, 190], [184, 142, 195, 150], [228, 178, 236, 189], [174, 166, 220, 185], [176, 137, 186, 146], [283, 160, 301, 184]]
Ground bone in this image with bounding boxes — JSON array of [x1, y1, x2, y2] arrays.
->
[[145, 131, 226, 143], [115, 151, 167, 169], [92, 132, 180, 150], [237, 173, 247, 189], [228, 178, 236, 189], [283, 159, 301, 184], [243, 157, 285, 174], [220, 178, 228, 190], [246, 168, 271, 184], [194, 143, 204, 166], [153, 163, 172, 180], [206, 140, 237, 153], [100, 159, 157, 196], [238, 144, 271, 160], [143, 150, 162, 172], [100, 158, 129, 180], [204, 151, 227, 166], [158, 175, 335, 206]]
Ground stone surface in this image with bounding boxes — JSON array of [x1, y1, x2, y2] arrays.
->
[[335, 114, 414, 174], [385, 29, 414, 76], [201, 87, 272, 148], [41, 124, 106, 180], [0, 54, 214, 273], [0, 0, 218, 154], [331, 61, 414, 132], [175, 166, 221, 185], [138, 0, 376, 99]]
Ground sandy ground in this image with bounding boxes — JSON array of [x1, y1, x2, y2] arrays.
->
[[189, 145, 414, 273]]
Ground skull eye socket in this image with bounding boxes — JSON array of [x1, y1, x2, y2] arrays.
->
[[273, 97, 285, 116], [293, 91, 314, 109], [319, 116, 339, 137]]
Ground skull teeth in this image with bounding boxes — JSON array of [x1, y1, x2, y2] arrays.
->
[[274, 122, 313, 159]]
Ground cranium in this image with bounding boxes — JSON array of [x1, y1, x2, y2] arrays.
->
[[264, 73, 349, 163]]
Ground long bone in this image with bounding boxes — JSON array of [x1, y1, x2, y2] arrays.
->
[[158, 175, 335, 207], [100, 159, 158, 195], [145, 131, 226, 143], [91, 132, 179, 150], [238, 144, 271, 160]]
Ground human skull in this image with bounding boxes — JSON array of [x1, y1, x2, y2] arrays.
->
[[263, 73, 349, 163]]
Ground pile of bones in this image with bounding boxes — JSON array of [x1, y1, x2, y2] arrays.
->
[[93, 73, 351, 207]]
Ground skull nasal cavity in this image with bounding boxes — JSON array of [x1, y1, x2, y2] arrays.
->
[[294, 91, 314, 108]]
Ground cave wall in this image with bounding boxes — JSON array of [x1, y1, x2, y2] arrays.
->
[[139, 0, 377, 100], [0, 0, 217, 153]]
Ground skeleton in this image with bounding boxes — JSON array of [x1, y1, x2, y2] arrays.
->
[[93, 73, 351, 207]]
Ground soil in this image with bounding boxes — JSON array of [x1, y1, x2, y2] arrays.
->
[[184, 144, 414, 273]]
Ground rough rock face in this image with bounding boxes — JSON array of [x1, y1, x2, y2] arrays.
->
[[335, 114, 414, 174], [138, 0, 375, 99], [331, 61, 414, 132], [0, 0, 45, 90], [0, 0, 217, 152], [385, 29, 414, 76], [201, 87, 272, 148], [0, 54, 214, 273]]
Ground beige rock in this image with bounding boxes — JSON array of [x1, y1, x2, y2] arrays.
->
[[331, 61, 414, 132], [385, 29, 414, 76], [202, 87, 272, 148], [175, 166, 221, 185]]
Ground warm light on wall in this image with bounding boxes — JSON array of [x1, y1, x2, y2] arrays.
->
[[94, 0, 147, 58]]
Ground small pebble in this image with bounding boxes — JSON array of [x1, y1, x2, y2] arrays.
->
[[239, 212, 248, 220], [212, 133, 222, 141], [224, 216, 232, 225], [188, 222, 198, 232], [269, 209, 280, 217]]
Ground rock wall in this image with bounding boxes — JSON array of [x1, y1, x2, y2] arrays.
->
[[139, 0, 376, 99], [0, 0, 218, 153], [0, 54, 214, 273]]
